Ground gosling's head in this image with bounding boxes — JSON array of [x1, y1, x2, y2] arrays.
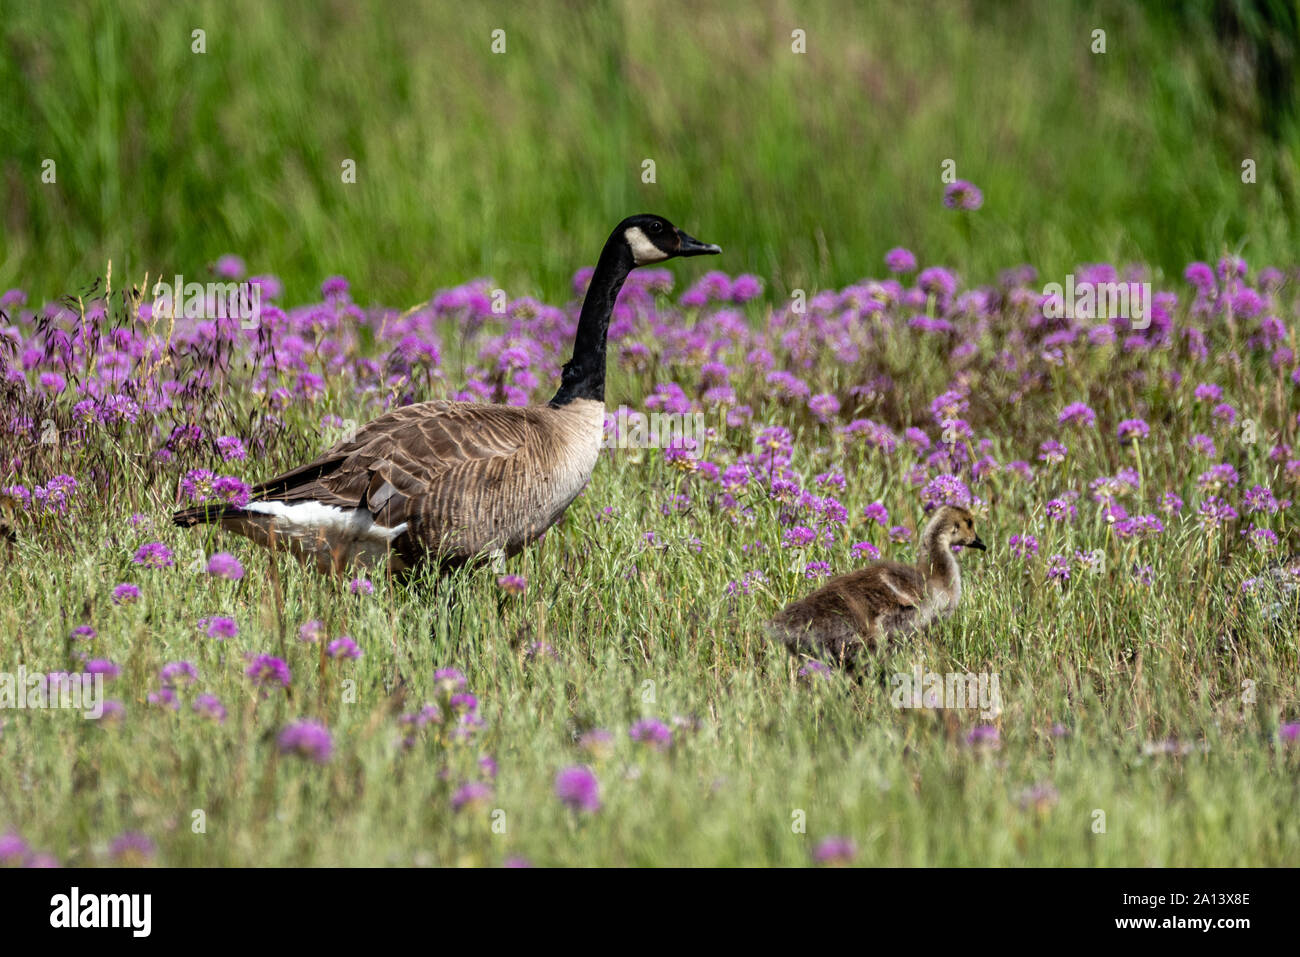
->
[[614, 214, 722, 267], [928, 505, 987, 552]]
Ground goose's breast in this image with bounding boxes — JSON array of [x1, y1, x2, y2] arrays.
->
[[544, 405, 605, 504], [501, 400, 605, 549]]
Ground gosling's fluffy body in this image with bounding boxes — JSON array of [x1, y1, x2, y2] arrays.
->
[[772, 505, 986, 663]]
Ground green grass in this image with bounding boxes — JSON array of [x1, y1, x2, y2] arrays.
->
[[3, 432, 1298, 866], [2, 0, 1298, 305]]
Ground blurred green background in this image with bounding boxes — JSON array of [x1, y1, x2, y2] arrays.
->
[[1, 0, 1297, 305]]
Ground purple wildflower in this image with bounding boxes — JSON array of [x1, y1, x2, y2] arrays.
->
[[497, 574, 527, 596], [132, 542, 174, 569], [205, 552, 244, 580], [884, 247, 917, 273], [850, 541, 881, 561], [321, 275, 350, 298], [111, 583, 141, 605], [1058, 403, 1096, 428], [85, 659, 120, 680], [434, 668, 468, 696], [798, 660, 833, 681], [1037, 440, 1067, 464], [200, 616, 238, 640], [966, 725, 1001, 748], [1116, 419, 1149, 442], [451, 782, 494, 812], [554, 766, 601, 813], [920, 474, 972, 510], [628, 719, 674, 751], [812, 836, 858, 865], [245, 654, 291, 688], [943, 180, 983, 211], [1008, 534, 1039, 559], [278, 719, 333, 763], [193, 694, 227, 723], [326, 636, 362, 660]]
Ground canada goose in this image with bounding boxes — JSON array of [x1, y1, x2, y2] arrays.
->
[[771, 505, 986, 664], [173, 214, 721, 575]]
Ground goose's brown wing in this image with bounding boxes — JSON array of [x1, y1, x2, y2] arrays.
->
[[251, 400, 538, 527], [868, 562, 926, 607]]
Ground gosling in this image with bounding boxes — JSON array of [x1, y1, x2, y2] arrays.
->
[[771, 505, 986, 665]]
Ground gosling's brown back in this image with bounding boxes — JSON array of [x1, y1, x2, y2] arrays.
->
[[771, 561, 926, 663]]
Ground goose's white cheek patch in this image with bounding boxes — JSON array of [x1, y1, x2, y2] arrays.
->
[[624, 226, 669, 265]]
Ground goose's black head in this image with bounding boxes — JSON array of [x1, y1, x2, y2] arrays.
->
[[615, 214, 722, 267], [551, 214, 720, 408]]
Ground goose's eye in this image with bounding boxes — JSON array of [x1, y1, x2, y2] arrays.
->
[[650, 222, 663, 234]]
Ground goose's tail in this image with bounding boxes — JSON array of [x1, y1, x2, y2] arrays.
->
[[172, 503, 245, 527]]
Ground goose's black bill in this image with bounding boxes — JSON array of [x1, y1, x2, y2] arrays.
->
[[676, 229, 722, 256]]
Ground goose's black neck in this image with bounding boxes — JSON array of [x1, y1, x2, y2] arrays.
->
[[549, 233, 634, 407]]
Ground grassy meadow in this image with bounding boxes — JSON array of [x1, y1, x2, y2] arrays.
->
[[2, 0, 1298, 303], [1, 1, 1299, 867]]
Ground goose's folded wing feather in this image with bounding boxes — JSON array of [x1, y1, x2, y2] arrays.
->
[[250, 401, 536, 523], [873, 563, 926, 607]]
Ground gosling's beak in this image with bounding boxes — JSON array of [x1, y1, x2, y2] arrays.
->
[[969, 536, 987, 551], [676, 229, 722, 257]]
